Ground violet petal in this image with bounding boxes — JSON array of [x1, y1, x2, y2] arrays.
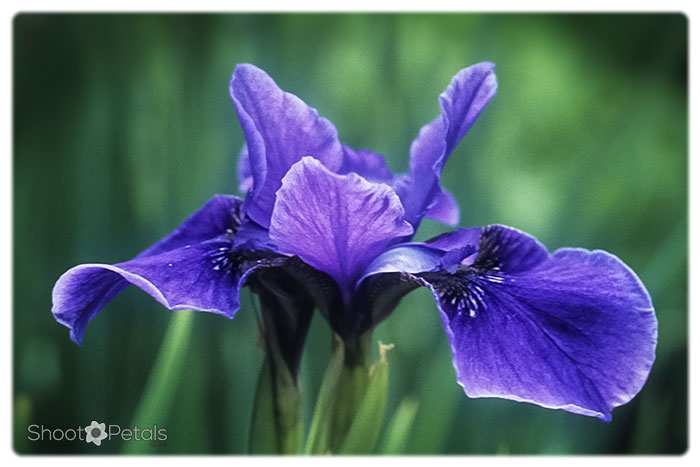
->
[[230, 64, 343, 228], [362, 225, 657, 420], [52, 195, 251, 344], [398, 63, 497, 228], [269, 156, 413, 301]]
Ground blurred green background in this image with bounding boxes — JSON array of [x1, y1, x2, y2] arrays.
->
[[13, 13, 687, 454]]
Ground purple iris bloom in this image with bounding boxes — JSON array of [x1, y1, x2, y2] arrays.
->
[[52, 63, 657, 422]]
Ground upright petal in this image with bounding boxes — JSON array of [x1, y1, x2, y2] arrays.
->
[[269, 156, 413, 301], [52, 195, 256, 344], [424, 187, 460, 226], [338, 145, 394, 182], [237, 144, 253, 193], [363, 225, 657, 420], [398, 63, 497, 228], [230, 64, 343, 228]]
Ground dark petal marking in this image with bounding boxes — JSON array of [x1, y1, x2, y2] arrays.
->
[[139, 194, 244, 258], [471, 224, 548, 274], [423, 270, 492, 319]]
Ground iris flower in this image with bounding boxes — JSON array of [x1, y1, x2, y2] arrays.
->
[[52, 62, 657, 423]]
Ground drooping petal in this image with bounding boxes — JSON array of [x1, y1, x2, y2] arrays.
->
[[230, 64, 343, 228], [51, 195, 250, 344], [398, 63, 497, 228], [362, 225, 657, 420], [53, 241, 274, 344], [338, 145, 394, 182], [269, 156, 413, 301]]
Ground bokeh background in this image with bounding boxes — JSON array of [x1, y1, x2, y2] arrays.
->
[[13, 13, 687, 454]]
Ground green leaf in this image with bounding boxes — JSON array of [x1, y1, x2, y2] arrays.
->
[[378, 397, 419, 454], [248, 357, 281, 454], [124, 310, 194, 454], [339, 342, 394, 455], [303, 338, 345, 454]]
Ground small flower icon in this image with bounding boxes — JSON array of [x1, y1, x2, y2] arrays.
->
[[84, 421, 107, 446]]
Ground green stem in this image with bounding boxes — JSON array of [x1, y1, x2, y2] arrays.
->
[[304, 333, 394, 454], [248, 286, 310, 454], [249, 352, 303, 454], [327, 332, 372, 453], [303, 335, 345, 454]]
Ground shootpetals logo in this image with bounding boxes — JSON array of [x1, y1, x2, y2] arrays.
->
[[84, 421, 107, 446], [27, 422, 167, 446]]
